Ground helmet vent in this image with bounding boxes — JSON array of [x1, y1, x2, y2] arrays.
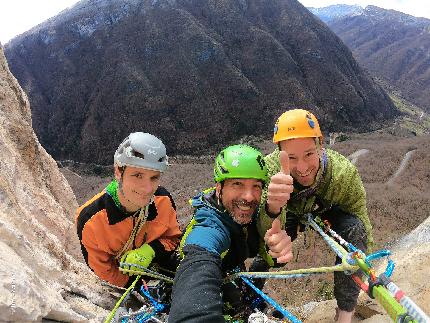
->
[[219, 164, 229, 174], [218, 152, 229, 174], [256, 155, 265, 170], [134, 151, 144, 159]]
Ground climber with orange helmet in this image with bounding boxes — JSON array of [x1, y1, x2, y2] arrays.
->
[[76, 132, 181, 287], [258, 109, 373, 323], [169, 145, 293, 322]]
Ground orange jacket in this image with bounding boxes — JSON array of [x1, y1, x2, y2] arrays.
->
[[76, 186, 181, 287]]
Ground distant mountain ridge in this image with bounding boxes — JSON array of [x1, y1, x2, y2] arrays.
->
[[308, 4, 363, 23], [5, 0, 397, 165], [309, 4, 430, 112]]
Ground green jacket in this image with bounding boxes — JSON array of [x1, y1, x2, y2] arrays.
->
[[257, 148, 373, 250]]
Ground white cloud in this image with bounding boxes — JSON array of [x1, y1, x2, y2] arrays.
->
[[0, 0, 79, 44]]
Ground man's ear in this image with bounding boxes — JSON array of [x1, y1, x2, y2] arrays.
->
[[316, 137, 324, 155], [114, 165, 122, 181], [215, 182, 222, 199]]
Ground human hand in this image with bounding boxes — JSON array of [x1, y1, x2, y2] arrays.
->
[[266, 151, 294, 215], [264, 218, 293, 263], [120, 243, 155, 274]]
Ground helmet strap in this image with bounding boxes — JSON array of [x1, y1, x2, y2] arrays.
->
[[117, 176, 135, 209], [215, 182, 226, 212], [315, 137, 323, 161]]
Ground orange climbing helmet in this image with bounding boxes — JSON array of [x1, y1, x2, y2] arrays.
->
[[273, 109, 322, 143]]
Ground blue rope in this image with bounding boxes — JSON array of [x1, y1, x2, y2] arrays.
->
[[119, 287, 165, 323], [365, 250, 390, 266], [240, 276, 302, 323], [385, 260, 395, 278], [307, 216, 345, 258]]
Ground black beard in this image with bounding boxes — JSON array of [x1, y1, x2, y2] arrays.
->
[[225, 199, 259, 225], [232, 199, 259, 210]]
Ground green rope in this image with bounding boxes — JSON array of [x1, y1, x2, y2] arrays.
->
[[228, 232, 358, 282], [313, 215, 419, 322], [119, 264, 174, 283], [229, 263, 356, 281], [104, 275, 141, 323]]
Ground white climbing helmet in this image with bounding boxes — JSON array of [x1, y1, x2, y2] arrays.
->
[[114, 132, 168, 172]]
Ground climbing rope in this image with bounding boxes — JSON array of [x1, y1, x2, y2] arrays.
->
[[119, 263, 174, 284], [105, 275, 141, 323], [107, 213, 429, 323], [229, 214, 429, 323]]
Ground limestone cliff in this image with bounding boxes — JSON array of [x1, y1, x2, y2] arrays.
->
[[0, 45, 110, 322]]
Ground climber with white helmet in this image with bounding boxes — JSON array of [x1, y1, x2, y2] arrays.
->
[[76, 132, 181, 287]]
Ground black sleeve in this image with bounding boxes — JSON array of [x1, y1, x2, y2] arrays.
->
[[168, 245, 225, 323], [285, 212, 299, 241], [149, 239, 173, 263]]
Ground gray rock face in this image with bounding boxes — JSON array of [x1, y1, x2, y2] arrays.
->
[[4, 0, 398, 165], [0, 46, 110, 322]]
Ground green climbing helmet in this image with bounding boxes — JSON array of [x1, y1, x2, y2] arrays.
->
[[214, 145, 268, 183]]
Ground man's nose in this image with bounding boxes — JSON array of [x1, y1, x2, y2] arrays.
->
[[240, 188, 255, 202], [139, 179, 153, 193], [295, 159, 308, 173]]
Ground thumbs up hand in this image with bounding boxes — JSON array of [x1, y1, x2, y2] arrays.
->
[[264, 218, 293, 263], [266, 151, 294, 216]]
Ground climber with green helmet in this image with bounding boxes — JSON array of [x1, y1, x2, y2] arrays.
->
[[76, 132, 182, 287], [168, 145, 293, 322]]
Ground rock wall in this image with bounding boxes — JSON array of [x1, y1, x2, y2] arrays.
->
[[0, 45, 111, 322]]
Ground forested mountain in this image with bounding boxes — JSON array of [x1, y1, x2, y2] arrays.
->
[[310, 5, 430, 112], [5, 0, 397, 164]]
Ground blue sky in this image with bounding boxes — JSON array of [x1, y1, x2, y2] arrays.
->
[[1, 0, 430, 45]]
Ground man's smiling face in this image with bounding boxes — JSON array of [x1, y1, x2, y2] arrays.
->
[[280, 137, 321, 187], [216, 178, 263, 225]]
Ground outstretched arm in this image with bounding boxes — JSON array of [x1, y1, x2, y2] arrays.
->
[[169, 245, 225, 323]]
